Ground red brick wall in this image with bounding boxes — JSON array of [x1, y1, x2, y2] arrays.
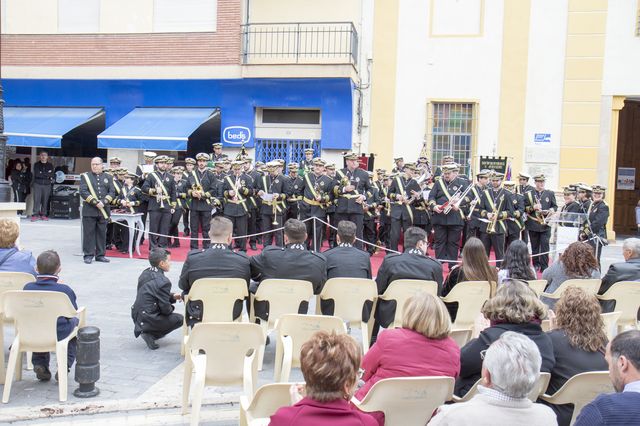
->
[[0, 0, 241, 66]]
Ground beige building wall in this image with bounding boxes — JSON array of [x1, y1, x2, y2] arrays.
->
[[4, 0, 58, 34], [100, 0, 153, 33], [248, 0, 361, 23]]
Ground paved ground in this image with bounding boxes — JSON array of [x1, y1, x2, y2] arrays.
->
[[0, 218, 627, 424]]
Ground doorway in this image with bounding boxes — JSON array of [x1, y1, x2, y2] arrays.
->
[[613, 99, 640, 235]]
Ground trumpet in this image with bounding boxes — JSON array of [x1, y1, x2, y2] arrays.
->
[[486, 195, 505, 234], [442, 184, 473, 214], [191, 183, 203, 198], [272, 199, 279, 225], [155, 183, 165, 208]]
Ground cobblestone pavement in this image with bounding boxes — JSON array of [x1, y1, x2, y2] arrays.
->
[[0, 218, 626, 424]]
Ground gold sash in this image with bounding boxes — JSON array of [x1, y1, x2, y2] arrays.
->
[[81, 173, 109, 220]]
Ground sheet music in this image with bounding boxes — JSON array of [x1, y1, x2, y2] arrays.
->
[[141, 164, 153, 173], [261, 193, 275, 202]]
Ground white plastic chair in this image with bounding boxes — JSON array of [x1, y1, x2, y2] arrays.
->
[[239, 382, 296, 426], [527, 279, 547, 295], [601, 311, 622, 340], [182, 322, 264, 426], [274, 314, 347, 382], [540, 371, 613, 425], [540, 279, 601, 300], [181, 278, 249, 356], [452, 372, 551, 403], [449, 328, 472, 348], [249, 279, 314, 370], [319, 277, 377, 352], [378, 279, 438, 329], [597, 281, 640, 331], [353, 376, 454, 426], [441, 281, 491, 330], [2, 290, 86, 403], [0, 272, 35, 384]]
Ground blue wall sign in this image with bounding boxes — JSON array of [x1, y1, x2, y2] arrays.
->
[[534, 133, 551, 143], [223, 126, 251, 145]]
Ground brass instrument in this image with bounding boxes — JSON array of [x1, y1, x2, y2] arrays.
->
[[486, 195, 505, 234], [532, 193, 549, 225], [155, 183, 165, 208], [443, 184, 473, 214], [191, 183, 203, 198], [272, 199, 279, 225]]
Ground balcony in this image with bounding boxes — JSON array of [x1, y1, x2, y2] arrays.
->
[[241, 22, 358, 67]]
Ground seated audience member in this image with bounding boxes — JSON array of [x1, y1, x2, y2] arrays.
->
[[324, 220, 372, 279], [178, 216, 251, 326], [541, 242, 600, 309], [0, 218, 36, 276], [574, 330, 640, 426], [430, 332, 557, 426], [498, 240, 536, 285], [599, 237, 640, 312], [543, 287, 608, 426], [132, 248, 183, 350], [24, 250, 79, 381], [270, 331, 377, 426], [374, 227, 443, 340], [356, 292, 460, 400], [456, 280, 554, 397], [250, 218, 327, 294]]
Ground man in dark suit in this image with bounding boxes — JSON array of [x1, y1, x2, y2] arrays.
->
[[142, 155, 176, 249], [79, 157, 115, 264], [334, 153, 372, 249], [372, 227, 443, 343], [188, 153, 219, 249], [178, 216, 251, 326], [524, 174, 557, 272], [324, 220, 372, 280], [250, 218, 327, 295], [599, 238, 640, 313]]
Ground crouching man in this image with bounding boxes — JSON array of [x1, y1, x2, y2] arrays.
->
[[132, 248, 183, 350]]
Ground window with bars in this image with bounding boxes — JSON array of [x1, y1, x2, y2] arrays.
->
[[255, 139, 321, 172], [429, 102, 476, 176]]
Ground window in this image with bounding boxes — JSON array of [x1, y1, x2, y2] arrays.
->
[[255, 139, 320, 171], [58, 0, 100, 33], [429, 102, 476, 176], [153, 0, 217, 33], [261, 109, 321, 125]]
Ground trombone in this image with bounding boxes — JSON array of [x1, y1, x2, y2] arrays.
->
[[486, 195, 505, 234]]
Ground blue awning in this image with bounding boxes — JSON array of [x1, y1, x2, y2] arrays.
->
[[98, 108, 218, 151], [3, 107, 104, 148]]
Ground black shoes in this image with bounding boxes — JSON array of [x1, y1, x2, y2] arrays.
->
[[83, 257, 93, 264], [141, 333, 159, 350], [183, 228, 190, 236], [250, 242, 257, 251], [34, 365, 52, 381], [95, 257, 110, 263]]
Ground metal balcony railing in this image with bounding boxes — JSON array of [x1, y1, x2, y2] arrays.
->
[[241, 22, 358, 66]]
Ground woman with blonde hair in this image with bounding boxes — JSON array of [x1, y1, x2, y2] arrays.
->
[[455, 279, 555, 396], [270, 331, 377, 425], [0, 218, 36, 275], [356, 291, 460, 401], [544, 287, 608, 426]]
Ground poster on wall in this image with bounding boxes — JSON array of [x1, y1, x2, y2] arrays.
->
[[479, 156, 508, 174], [617, 167, 636, 190]]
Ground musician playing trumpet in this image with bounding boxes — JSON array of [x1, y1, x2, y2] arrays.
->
[[298, 158, 334, 252], [524, 174, 557, 272], [141, 155, 176, 249], [388, 163, 422, 252], [478, 172, 513, 267], [427, 163, 470, 267]]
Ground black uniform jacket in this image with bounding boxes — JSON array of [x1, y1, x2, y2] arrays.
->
[[584, 200, 609, 242], [187, 168, 218, 211], [253, 173, 288, 215], [428, 177, 469, 226], [334, 168, 371, 215], [79, 172, 115, 217], [507, 192, 525, 235], [178, 245, 251, 325], [374, 250, 444, 327], [324, 244, 372, 280], [131, 268, 179, 337], [388, 175, 421, 221], [477, 188, 512, 235], [524, 189, 557, 232], [222, 173, 253, 217], [142, 171, 176, 211], [298, 172, 334, 217], [118, 185, 143, 213]]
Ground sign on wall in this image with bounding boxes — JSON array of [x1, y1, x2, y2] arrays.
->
[[479, 156, 508, 174], [534, 133, 551, 143], [223, 126, 251, 146], [617, 167, 636, 190]]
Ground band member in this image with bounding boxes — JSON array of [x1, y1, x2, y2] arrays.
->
[[503, 181, 525, 250], [378, 174, 392, 248], [363, 174, 379, 255], [299, 148, 315, 176], [106, 168, 125, 250], [79, 157, 115, 264], [388, 163, 421, 252], [464, 169, 490, 241], [298, 158, 333, 252], [114, 172, 143, 253], [561, 185, 583, 217], [222, 160, 253, 252], [581, 185, 609, 266], [391, 157, 405, 174], [285, 163, 303, 221], [428, 163, 469, 267], [477, 172, 511, 266], [334, 153, 371, 250], [169, 166, 189, 248], [142, 156, 176, 249], [254, 160, 288, 247], [524, 174, 557, 272], [182, 158, 196, 236], [135, 151, 156, 238], [433, 155, 455, 180], [516, 172, 534, 244], [577, 183, 593, 213], [211, 142, 225, 162], [188, 153, 218, 249], [246, 158, 262, 250], [325, 163, 338, 248], [108, 157, 122, 172]]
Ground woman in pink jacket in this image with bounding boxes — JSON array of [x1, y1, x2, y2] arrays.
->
[[356, 292, 461, 401]]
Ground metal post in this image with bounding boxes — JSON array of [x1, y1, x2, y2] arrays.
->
[[313, 216, 317, 252], [74, 326, 101, 398]]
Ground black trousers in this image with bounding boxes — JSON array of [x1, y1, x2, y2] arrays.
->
[[466, 224, 480, 241], [182, 208, 190, 233], [505, 231, 520, 251], [389, 216, 412, 252], [261, 213, 284, 247], [521, 228, 529, 244], [33, 183, 51, 216], [529, 228, 551, 271], [149, 210, 171, 249], [248, 209, 258, 245], [363, 217, 377, 254], [480, 231, 505, 268], [227, 214, 248, 251], [378, 219, 391, 247], [190, 209, 211, 249], [82, 215, 108, 259], [143, 313, 183, 340], [588, 239, 604, 268], [327, 212, 337, 247], [335, 213, 364, 249], [302, 214, 326, 252], [169, 208, 183, 245], [434, 224, 463, 266]]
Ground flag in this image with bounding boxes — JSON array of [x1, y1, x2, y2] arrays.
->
[[506, 163, 512, 181]]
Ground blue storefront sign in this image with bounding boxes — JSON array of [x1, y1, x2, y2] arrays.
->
[[534, 133, 551, 143], [223, 126, 252, 145]]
